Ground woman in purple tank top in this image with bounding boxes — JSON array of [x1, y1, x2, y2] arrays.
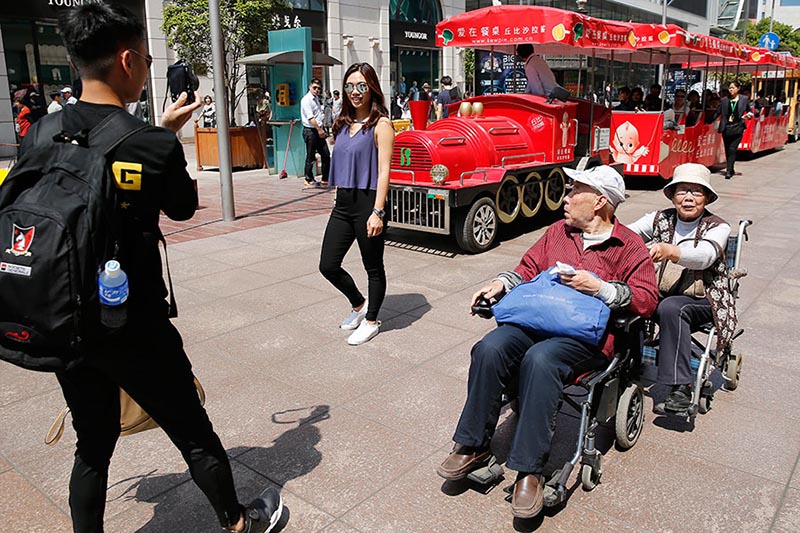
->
[[319, 62, 394, 345]]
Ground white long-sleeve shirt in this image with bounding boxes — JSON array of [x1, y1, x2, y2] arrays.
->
[[524, 55, 559, 97], [627, 211, 731, 270]]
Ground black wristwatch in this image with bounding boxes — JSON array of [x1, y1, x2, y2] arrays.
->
[[372, 208, 385, 218]]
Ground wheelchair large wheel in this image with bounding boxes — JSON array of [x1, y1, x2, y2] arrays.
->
[[724, 352, 743, 390], [614, 383, 644, 450]]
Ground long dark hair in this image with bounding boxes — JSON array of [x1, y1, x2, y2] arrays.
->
[[332, 62, 388, 138]]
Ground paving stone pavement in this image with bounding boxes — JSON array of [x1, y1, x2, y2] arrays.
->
[[2, 144, 800, 532]]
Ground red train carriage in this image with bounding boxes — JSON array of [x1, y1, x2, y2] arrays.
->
[[388, 6, 634, 252]]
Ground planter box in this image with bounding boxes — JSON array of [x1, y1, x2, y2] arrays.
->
[[194, 123, 267, 171]]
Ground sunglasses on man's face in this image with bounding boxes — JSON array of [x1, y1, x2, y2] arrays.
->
[[344, 82, 369, 95], [127, 48, 153, 69]]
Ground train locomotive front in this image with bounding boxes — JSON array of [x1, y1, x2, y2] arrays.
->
[[388, 93, 610, 252]]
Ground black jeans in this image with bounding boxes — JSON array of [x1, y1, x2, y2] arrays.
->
[[654, 295, 712, 386], [56, 317, 241, 533], [302, 126, 330, 183], [453, 324, 606, 474], [722, 127, 744, 176], [319, 188, 386, 322]]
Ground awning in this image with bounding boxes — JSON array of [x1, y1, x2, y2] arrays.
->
[[237, 50, 342, 66]]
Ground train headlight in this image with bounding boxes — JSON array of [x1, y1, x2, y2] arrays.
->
[[430, 164, 449, 185]]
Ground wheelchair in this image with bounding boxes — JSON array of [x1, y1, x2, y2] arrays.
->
[[644, 219, 753, 421], [469, 299, 647, 505]]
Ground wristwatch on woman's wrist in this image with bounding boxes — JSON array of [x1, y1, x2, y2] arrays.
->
[[372, 208, 385, 218]]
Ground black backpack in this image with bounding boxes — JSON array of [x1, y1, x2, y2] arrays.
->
[[0, 108, 146, 372]]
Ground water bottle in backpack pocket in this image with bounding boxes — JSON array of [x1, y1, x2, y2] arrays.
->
[[98, 260, 128, 329]]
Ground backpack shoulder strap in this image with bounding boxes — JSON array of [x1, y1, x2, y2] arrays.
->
[[87, 109, 149, 155], [28, 111, 65, 150]]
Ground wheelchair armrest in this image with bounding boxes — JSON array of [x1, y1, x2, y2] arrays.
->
[[609, 313, 642, 333]]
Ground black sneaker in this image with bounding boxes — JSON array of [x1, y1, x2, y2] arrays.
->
[[663, 384, 693, 413], [242, 488, 283, 533]]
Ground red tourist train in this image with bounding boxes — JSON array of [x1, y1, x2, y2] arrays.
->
[[387, 5, 799, 252]]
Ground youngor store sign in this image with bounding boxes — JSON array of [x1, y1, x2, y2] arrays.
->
[[3, 0, 141, 21]]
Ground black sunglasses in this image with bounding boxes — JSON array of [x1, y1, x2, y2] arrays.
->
[[127, 48, 153, 69]]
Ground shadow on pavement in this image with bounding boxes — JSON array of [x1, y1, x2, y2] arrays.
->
[[119, 405, 330, 532]]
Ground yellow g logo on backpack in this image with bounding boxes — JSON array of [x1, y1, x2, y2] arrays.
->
[[112, 161, 142, 191]]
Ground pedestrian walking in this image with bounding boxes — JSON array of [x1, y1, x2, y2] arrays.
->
[[319, 62, 394, 345], [300, 78, 330, 188], [715, 81, 752, 179]]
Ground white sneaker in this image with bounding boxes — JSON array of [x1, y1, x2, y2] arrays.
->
[[347, 320, 380, 346], [340, 301, 368, 330]]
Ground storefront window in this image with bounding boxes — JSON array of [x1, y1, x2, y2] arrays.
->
[[286, 0, 325, 11], [390, 0, 442, 24]]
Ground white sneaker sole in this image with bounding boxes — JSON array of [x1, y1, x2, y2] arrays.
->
[[347, 323, 380, 346], [340, 319, 364, 331], [265, 494, 284, 533]]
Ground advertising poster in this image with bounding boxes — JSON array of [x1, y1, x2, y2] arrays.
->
[[476, 51, 527, 95]]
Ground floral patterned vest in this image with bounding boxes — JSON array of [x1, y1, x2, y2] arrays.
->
[[652, 209, 737, 353]]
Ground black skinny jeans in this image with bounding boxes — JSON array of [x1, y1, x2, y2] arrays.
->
[[722, 127, 744, 177], [319, 188, 386, 322], [56, 317, 241, 533], [302, 126, 330, 183]]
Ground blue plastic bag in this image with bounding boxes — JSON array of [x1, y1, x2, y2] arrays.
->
[[492, 269, 611, 346]]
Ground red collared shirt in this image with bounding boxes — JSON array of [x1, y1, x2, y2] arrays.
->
[[513, 218, 658, 359]]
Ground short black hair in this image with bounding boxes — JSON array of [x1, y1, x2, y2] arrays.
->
[[516, 44, 534, 59], [59, 3, 144, 79], [310, 78, 322, 87], [440, 76, 452, 86]]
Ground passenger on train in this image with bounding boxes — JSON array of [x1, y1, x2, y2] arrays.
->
[[516, 43, 563, 97], [437, 166, 657, 520], [616, 86, 637, 111], [631, 87, 645, 111], [645, 84, 663, 111], [627, 163, 734, 415]]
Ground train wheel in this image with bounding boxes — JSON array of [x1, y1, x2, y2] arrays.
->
[[520, 171, 544, 218], [544, 168, 567, 211], [455, 197, 497, 253], [495, 175, 521, 224]]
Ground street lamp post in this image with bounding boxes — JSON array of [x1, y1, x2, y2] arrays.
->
[[769, 0, 777, 34]]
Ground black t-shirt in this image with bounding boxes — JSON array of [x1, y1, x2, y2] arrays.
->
[[20, 101, 197, 317]]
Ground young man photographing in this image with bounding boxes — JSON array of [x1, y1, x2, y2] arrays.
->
[[19, 4, 283, 532]]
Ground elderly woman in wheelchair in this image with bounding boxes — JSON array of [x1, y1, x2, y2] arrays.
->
[[628, 163, 745, 417]]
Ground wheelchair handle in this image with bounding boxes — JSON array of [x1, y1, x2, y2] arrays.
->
[[471, 296, 494, 319]]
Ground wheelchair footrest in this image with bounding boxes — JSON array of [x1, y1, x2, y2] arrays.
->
[[466, 455, 504, 485]]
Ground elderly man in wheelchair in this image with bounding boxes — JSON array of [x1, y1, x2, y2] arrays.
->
[[436, 166, 657, 520], [628, 163, 750, 418]]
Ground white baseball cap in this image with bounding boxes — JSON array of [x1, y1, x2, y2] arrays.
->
[[563, 165, 626, 207], [60, 87, 72, 94]]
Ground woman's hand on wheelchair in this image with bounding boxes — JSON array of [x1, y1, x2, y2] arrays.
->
[[470, 280, 504, 313], [559, 270, 601, 295], [648, 242, 680, 263]]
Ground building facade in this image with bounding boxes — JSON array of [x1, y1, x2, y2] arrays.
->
[[757, 0, 800, 29], [1, 0, 717, 158]]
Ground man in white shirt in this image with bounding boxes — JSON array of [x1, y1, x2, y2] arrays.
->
[[300, 78, 330, 187], [47, 91, 63, 114], [516, 44, 561, 98], [60, 87, 78, 105]]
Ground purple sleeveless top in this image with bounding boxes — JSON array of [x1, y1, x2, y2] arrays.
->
[[328, 124, 379, 190]]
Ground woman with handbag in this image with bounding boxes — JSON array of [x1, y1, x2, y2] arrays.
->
[[714, 81, 752, 180], [628, 163, 734, 414]]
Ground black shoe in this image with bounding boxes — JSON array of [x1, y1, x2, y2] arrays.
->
[[725, 173, 732, 180], [242, 488, 283, 533], [663, 384, 693, 413]]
